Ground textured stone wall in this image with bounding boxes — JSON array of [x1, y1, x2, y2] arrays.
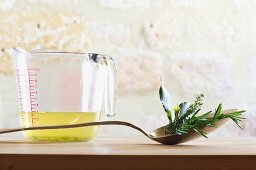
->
[[0, 0, 255, 137]]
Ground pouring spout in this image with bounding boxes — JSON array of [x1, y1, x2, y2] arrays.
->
[[10, 47, 29, 70], [11, 47, 28, 57]]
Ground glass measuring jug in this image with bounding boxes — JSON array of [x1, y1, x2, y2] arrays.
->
[[11, 47, 117, 142]]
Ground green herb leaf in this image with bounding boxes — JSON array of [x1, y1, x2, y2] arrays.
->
[[193, 127, 208, 138], [213, 104, 222, 119], [179, 102, 190, 116], [159, 78, 172, 121]]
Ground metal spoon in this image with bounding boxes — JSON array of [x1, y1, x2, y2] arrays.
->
[[0, 109, 236, 145]]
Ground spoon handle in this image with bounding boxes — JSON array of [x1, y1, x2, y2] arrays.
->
[[0, 121, 149, 137]]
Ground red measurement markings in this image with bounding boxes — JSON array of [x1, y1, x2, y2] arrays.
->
[[27, 69, 39, 113], [31, 112, 39, 125], [28, 68, 40, 126], [16, 68, 40, 126], [16, 70, 24, 112]]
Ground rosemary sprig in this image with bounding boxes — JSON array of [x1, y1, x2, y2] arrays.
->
[[159, 80, 245, 138]]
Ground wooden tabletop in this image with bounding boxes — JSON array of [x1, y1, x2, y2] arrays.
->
[[0, 134, 256, 170]]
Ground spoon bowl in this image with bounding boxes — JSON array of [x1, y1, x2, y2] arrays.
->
[[0, 109, 237, 145], [150, 117, 228, 145]]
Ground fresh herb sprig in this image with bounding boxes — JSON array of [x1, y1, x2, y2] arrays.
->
[[159, 80, 245, 138]]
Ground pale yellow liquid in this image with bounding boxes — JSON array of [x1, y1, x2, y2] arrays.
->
[[20, 112, 99, 142]]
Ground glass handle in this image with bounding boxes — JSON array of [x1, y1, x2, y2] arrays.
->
[[102, 55, 117, 117]]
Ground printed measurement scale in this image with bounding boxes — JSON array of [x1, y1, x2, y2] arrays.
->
[[16, 68, 40, 126]]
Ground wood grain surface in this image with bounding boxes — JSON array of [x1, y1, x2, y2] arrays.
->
[[0, 134, 256, 170]]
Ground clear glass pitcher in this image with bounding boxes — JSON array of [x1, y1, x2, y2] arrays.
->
[[11, 47, 117, 142]]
